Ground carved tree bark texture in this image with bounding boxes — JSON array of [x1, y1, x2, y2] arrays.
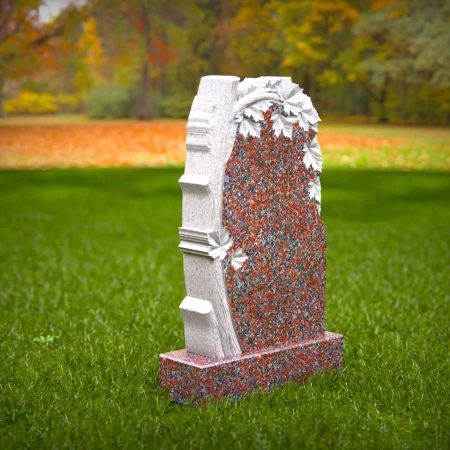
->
[[179, 76, 242, 358]]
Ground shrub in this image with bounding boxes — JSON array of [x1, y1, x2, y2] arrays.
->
[[161, 93, 194, 118], [84, 85, 133, 119], [56, 93, 79, 113], [147, 93, 164, 118], [4, 91, 57, 114], [3, 91, 79, 115]]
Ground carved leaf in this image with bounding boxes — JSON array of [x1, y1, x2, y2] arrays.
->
[[296, 112, 310, 131], [271, 111, 295, 139], [310, 120, 319, 133], [239, 117, 261, 138], [264, 79, 283, 90], [308, 176, 321, 213], [276, 79, 305, 116], [303, 109, 321, 128], [237, 80, 261, 99], [243, 100, 272, 121], [303, 137, 322, 172], [208, 228, 233, 260], [295, 94, 321, 132], [234, 109, 244, 123], [231, 248, 248, 270]]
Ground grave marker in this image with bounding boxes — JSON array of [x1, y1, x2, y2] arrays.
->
[[159, 75, 343, 402]]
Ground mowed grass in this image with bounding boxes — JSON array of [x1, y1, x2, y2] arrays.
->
[[0, 168, 449, 449]]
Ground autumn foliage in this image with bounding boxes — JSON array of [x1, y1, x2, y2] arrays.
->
[[0, 121, 186, 169], [1, 120, 448, 170], [1, 0, 450, 124]]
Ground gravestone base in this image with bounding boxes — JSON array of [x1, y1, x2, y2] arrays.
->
[[159, 332, 343, 403]]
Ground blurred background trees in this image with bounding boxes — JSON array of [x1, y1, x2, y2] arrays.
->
[[1, 0, 449, 124]]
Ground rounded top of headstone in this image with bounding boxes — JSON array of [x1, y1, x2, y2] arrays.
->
[[201, 75, 240, 82]]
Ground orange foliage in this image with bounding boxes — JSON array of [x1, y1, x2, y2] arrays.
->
[[0, 121, 447, 170], [0, 122, 186, 169], [319, 133, 402, 150], [147, 37, 178, 64]]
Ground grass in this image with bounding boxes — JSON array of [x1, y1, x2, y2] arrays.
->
[[0, 167, 449, 449]]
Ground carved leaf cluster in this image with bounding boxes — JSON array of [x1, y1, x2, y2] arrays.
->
[[234, 78, 321, 140]]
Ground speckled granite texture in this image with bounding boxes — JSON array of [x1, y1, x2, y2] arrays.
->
[[160, 332, 343, 403], [222, 108, 324, 352]]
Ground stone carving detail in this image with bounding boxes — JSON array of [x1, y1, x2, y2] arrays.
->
[[207, 228, 233, 260], [233, 77, 323, 212], [234, 78, 321, 138], [185, 95, 217, 152], [179, 296, 224, 359], [160, 75, 343, 403], [178, 227, 234, 260], [230, 248, 248, 270], [176, 76, 242, 359], [303, 137, 322, 172], [309, 176, 322, 214]]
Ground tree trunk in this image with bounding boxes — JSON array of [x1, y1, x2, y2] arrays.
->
[[209, 0, 231, 74], [401, 80, 408, 119], [377, 84, 388, 123], [0, 74, 4, 117], [303, 71, 311, 96], [138, 6, 152, 120], [359, 78, 389, 123], [139, 61, 151, 120]]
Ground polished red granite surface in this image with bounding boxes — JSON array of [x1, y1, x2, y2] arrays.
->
[[160, 332, 343, 403], [222, 109, 325, 352]]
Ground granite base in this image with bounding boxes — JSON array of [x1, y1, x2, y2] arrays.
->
[[159, 331, 343, 403]]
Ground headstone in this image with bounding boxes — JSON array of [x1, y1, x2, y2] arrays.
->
[[159, 75, 343, 402]]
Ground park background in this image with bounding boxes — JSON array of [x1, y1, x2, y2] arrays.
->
[[0, 0, 449, 449]]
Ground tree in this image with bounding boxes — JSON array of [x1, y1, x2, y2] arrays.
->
[[343, 0, 450, 122], [230, 0, 282, 78], [74, 17, 105, 93], [270, 0, 359, 99], [97, 0, 186, 119], [0, 0, 88, 116]]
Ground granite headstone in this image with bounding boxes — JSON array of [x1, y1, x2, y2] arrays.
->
[[159, 75, 343, 402]]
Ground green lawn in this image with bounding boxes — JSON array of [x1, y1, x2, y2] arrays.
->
[[0, 168, 449, 449]]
